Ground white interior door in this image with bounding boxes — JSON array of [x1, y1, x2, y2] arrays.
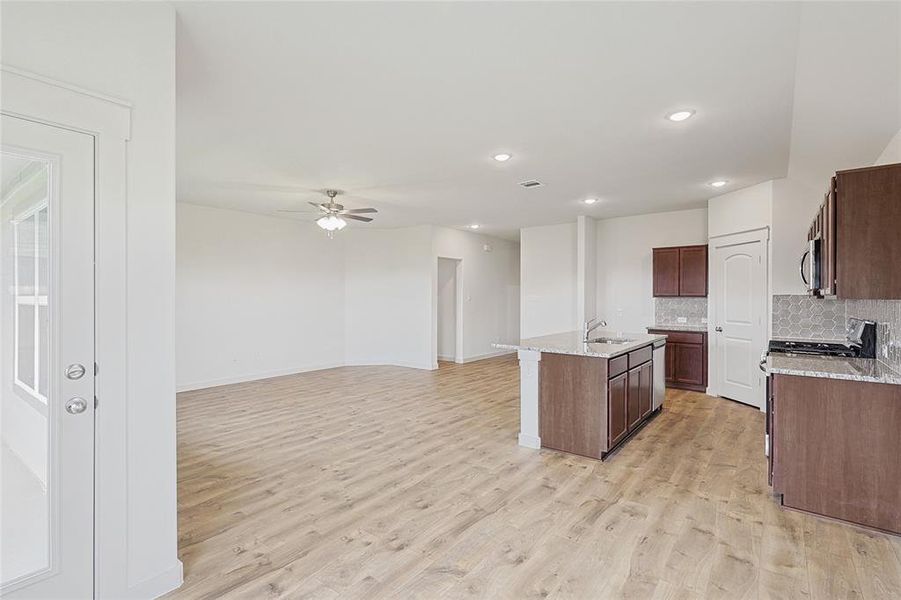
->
[[710, 229, 767, 409], [1, 115, 95, 598]]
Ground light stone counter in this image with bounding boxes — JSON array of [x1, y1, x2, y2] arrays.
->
[[494, 330, 666, 359], [647, 324, 708, 333], [767, 354, 901, 386]]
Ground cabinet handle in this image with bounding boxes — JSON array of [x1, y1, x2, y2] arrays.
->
[[799, 250, 810, 286], [715, 326, 723, 332]]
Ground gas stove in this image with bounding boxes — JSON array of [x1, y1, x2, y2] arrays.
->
[[767, 318, 876, 359]]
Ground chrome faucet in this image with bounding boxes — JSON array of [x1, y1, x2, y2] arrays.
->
[[583, 317, 608, 341]]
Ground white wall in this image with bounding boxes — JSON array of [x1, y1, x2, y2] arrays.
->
[[595, 208, 708, 334], [520, 223, 577, 338], [175, 204, 345, 390], [344, 226, 435, 369], [771, 177, 821, 294], [707, 181, 773, 239], [432, 226, 520, 361], [1, 2, 180, 597], [876, 128, 901, 165], [436, 258, 457, 361], [576, 216, 597, 324]]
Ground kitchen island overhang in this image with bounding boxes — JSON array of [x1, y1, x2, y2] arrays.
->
[[495, 331, 667, 459]]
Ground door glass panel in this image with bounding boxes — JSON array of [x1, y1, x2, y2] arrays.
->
[[1, 151, 52, 585]]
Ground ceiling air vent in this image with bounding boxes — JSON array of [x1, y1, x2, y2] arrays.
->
[[519, 179, 543, 188]]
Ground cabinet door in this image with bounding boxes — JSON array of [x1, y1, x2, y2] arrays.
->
[[627, 367, 642, 430], [822, 183, 836, 295], [608, 372, 628, 448], [653, 248, 680, 297], [673, 343, 704, 386], [664, 343, 675, 382], [639, 361, 653, 418], [678, 245, 708, 296]]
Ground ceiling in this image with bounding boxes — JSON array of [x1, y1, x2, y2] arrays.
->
[[174, 2, 898, 240]]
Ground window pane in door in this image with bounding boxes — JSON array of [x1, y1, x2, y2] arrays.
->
[[1, 152, 52, 585], [16, 303, 36, 389], [15, 214, 35, 294]]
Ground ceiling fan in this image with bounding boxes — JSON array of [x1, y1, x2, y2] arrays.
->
[[277, 189, 378, 238]]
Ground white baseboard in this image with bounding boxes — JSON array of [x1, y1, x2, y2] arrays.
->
[[518, 433, 541, 449], [127, 559, 182, 599], [176, 362, 344, 392], [437, 354, 456, 362], [460, 349, 516, 363]]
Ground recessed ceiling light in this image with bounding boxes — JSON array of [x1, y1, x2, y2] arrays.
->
[[666, 110, 695, 122], [469, 224, 480, 229], [709, 180, 728, 188], [583, 198, 599, 205], [493, 153, 512, 162]]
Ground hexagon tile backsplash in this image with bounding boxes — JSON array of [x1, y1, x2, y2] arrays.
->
[[654, 297, 708, 326], [772, 295, 901, 371]]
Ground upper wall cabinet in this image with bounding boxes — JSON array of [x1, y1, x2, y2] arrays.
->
[[653, 245, 708, 297], [811, 162, 901, 299]]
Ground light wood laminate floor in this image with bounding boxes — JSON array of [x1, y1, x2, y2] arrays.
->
[[167, 356, 901, 599]]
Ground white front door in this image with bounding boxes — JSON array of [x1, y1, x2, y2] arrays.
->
[[710, 229, 767, 409], [1, 115, 95, 598]]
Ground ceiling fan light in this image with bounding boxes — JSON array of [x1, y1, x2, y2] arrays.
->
[[317, 215, 347, 231]]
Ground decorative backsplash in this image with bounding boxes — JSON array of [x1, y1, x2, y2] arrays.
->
[[771, 295, 847, 340], [772, 295, 901, 371], [654, 297, 708, 326]]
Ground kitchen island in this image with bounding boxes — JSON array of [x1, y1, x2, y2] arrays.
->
[[495, 331, 666, 460]]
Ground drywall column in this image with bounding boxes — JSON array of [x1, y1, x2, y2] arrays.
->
[[518, 349, 541, 448], [576, 215, 597, 325]]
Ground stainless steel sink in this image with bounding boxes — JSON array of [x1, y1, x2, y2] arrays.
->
[[587, 337, 635, 345]]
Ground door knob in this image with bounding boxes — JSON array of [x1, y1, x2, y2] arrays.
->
[[65, 397, 88, 415], [66, 363, 86, 380], [715, 326, 723, 332]]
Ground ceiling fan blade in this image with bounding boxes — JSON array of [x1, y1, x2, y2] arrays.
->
[[276, 209, 318, 213], [343, 214, 373, 223], [309, 201, 329, 212], [339, 207, 378, 214]]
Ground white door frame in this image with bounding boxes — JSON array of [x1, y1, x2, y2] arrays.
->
[[1, 66, 170, 598], [435, 256, 464, 364], [707, 226, 769, 410]]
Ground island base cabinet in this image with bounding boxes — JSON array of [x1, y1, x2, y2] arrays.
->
[[772, 374, 901, 535], [608, 372, 628, 449], [538, 353, 607, 460], [538, 348, 658, 461]]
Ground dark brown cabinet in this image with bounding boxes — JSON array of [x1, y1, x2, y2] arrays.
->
[[807, 162, 901, 299], [639, 361, 653, 419], [770, 374, 901, 535], [647, 329, 707, 392], [652, 245, 708, 297], [678, 246, 708, 296], [608, 372, 628, 448], [619, 348, 654, 446], [536, 345, 657, 461], [652, 247, 680, 296], [627, 367, 642, 430]]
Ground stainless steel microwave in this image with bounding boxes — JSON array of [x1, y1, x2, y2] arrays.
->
[[800, 236, 821, 294]]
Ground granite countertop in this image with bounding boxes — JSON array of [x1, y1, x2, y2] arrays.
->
[[767, 354, 901, 386], [647, 323, 707, 333], [494, 330, 666, 359]]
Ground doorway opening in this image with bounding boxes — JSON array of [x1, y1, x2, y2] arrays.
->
[[437, 257, 463, 364]]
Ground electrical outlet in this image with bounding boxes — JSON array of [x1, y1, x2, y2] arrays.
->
[[677, 317, 687, 324]]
